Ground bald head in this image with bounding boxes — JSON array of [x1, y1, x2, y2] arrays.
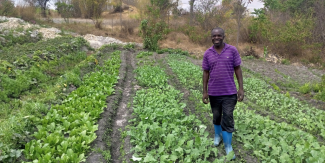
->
[[211, 27, 225, 36]]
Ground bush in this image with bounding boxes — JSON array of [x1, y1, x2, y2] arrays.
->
[[0, 0, 15, 16]]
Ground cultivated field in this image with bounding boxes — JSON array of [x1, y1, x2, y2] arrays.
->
[[1, 17, 325, 163]]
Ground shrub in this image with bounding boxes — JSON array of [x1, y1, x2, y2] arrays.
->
[[0, 0, 15, 16]]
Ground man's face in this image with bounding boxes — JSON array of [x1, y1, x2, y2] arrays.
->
[[211, 29, 225, 47]]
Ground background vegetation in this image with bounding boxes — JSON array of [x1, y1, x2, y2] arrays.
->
[[1, 0, 325, 65]]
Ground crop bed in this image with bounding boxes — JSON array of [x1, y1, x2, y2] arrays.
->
[[1, 35, 325, 163]]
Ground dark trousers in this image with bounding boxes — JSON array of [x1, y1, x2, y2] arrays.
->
[[209, 94, 237, 133]]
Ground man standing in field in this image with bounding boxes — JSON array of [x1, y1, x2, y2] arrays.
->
[[202, 27, 244, 160]]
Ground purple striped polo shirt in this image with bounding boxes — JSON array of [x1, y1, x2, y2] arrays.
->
[[202, 43, 241, 96]]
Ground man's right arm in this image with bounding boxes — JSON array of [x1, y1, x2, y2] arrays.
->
[[202, 70, 209, 104]]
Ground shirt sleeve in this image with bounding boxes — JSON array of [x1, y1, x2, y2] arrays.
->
[[233, 47, 242, 67], [202, 52, 210, 71]]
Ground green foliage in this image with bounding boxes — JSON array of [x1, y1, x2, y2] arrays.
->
[[0, 36, 92, 63], [123, 43, 135, 50], [23, 51, 121, 162], [99, 43, 122, 51], [136, 51, 153, 58], [129, 86, 228, 162], [0, 28, 43, 48], [134, 65, 168, 87], [167, 57, 325, 162], [249, 9, 314, 56], [55, 2, 74, 23], [139, 0, 171, 51], [262, 0, 315, 14], [0, 0, 15, 16], [156, 49, 165, 54], [167, 54, 201, 89], [140, 19, 168, 51], [169, 48, 189, 55], [299, 83, 311, 94], [281, 59, 290, 65]]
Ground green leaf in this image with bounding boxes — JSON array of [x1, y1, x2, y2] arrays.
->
[[143, 153, 156, 162], [170, 155, 178, 161], [226, 151, 235, 161]]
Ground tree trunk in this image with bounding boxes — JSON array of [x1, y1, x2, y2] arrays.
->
[[189, 0, 195, 25], [236, 14, 241, 48], [120, 0, 122, 30]]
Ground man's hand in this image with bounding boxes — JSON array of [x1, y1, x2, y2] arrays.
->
[[202, 93, 209, 104], [237, 89, 244, 102]]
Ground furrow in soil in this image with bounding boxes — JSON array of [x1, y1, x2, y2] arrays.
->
[[111, 51, 135, 163], [85, 50, 128, 163]]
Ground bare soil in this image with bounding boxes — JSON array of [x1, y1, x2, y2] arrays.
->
[[110, 50, 136, 163], [85, 50, 136, 163]]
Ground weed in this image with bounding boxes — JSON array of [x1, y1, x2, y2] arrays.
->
[[242, 56, 255, 60], [123, 43, 135, 50], [281, 59, 290, 65], [271, 83, 281, 92], [299, 83, 311, 94], [136, 51, 153, 58]]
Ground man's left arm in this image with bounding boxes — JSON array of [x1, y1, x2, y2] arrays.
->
[[234, 66, 244, 102]]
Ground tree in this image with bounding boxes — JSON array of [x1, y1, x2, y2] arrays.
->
[[232, 0, 252, 48], [194, 0, 223, 31], [189, 0, 195, 25], [140, 0, 176, 50], [313, 0, 325, 49], [78, 0, 107, 28], [0, 0, 15, 16], [37, 0, 50, 17], [55, 2, 73, 23]]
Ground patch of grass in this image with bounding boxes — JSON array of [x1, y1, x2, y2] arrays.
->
[[242, 56, 255, 60], [281, 59, 290, 65], [136, 51, 153, 58]]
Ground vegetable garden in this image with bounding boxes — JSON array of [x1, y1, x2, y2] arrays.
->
[[1, 25, 325, 163]]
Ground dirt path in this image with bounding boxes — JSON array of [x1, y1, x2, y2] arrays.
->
[[111, 50, 135, 163], [85, 50, 135, 163], [51, 18, 123, 26]]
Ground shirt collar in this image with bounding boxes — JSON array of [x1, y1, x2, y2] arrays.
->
[[209, 43, 229, 53]]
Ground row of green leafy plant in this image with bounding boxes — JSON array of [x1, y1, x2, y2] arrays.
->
[[167, 54, 202, 89], [166, 54, 325, 162], [168, 54, 325, 139], [0, 27, 42, 49], [0, 36, 93, 102], [244, 77, 325, 139], [130, 63, 235, 162], [190, 89, 325, 163], [0, 49, 119, 162], [22, 50, 121, 162]]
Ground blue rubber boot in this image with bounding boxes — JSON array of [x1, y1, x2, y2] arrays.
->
[[222, 131, 236, 160], [214, 125, 222, 146]]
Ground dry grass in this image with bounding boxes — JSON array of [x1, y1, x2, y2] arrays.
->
[[15, 6, 36, 22]]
